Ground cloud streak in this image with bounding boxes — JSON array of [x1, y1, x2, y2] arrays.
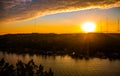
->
[[0, 0, 120, 23]]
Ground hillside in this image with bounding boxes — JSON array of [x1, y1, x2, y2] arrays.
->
[[0, 33, 120, 59]]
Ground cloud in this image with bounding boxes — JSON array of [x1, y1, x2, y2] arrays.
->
[[0, 0, 120, 23]]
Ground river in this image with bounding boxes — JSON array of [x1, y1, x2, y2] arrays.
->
[[0, 51, 120, 76]]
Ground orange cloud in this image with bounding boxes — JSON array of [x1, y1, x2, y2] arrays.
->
[[0, 0, 120, 24]]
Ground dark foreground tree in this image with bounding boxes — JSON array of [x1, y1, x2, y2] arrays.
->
[[0, 58, 53, 76]]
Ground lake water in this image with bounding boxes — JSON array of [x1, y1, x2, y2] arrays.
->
[[0, 51, 120, 76]]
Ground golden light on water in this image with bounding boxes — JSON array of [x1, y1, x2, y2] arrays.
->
[[81, 21, 96, 33]]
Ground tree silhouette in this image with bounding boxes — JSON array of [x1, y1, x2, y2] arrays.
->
[[0, 58, 54, 76]]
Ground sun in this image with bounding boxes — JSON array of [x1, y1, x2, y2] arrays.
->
[[81, 21, 96, 33]]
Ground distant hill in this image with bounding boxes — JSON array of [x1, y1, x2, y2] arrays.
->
[[0, 33, 120, 57]]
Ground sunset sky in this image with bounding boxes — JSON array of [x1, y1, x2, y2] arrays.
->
[[0, 0, 120, 34]]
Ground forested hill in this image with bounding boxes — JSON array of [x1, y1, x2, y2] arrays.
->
[[0, 33, 120, 55]]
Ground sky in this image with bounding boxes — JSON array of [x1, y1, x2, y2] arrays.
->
[[0, 0, 120, 34]]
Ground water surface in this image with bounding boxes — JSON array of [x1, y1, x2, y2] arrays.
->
[[0, 51, 120, 76]]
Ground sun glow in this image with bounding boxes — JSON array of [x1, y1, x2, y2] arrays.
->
[[81, 21, 96, 33]]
